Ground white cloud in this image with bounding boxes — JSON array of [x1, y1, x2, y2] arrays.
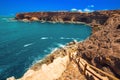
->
[[83, 8, 94, 12], [88, 5, 94, 8], [104, 9, 108, 10], [77, 5, 95, 12], [71, 8, 78, 12], [84, 8, 90, 12], [70, 7, 94, 12], [78, 9, 82, 12]]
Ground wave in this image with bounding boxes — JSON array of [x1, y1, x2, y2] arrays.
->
[[44, 47, 58, 54], [44, 43, 65, 54], [60, 37, 80, 40], [30, 43, 64, 70], [60, 37, 71, 40], [1, 17, 17, 22], [24, 43, 33, 47], [56, 43, 65, 48], [50, 43, 65, 53], [30, 54, 46, 68], [41, 37, 49, 40], [40, 37, 53, 40], [40, 37, 81, 41], [60, 37, 64, 39], [9, 18, 17, 22], [50, 47, 58, 53]]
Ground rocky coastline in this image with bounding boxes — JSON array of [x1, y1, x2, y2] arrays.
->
[[8, 10, 120, 80]]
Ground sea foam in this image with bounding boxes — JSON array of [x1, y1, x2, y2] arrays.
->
[[1, 17, 17, 22], [60, 37, 80, 40], [24, 43, 33, 47], [41, 37, 49, 40]]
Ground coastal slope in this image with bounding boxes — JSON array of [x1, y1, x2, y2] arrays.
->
[[8, 10, 120, 80]]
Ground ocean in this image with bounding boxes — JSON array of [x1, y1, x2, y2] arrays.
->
[[0, 16, 92, 80]]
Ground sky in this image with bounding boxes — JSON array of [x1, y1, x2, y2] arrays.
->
[[0, 0, 120, 16]]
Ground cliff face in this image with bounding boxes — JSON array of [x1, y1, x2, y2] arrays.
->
[[12, 10, 120, 79], [15, 11, 111, 25]]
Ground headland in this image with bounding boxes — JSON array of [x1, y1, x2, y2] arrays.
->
[[7, 10, 120, 80]]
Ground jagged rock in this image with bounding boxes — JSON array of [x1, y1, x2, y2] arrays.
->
[[77, 12, 120, 78]]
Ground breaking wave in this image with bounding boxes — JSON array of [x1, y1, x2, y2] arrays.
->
[[24, 43, 33, 47], [43, 43, 65, 54], [0, 17, 17, 22], [40, 37, 49, 40], [60, 37, 80, 40]]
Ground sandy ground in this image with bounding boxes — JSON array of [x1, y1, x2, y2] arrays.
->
[[57, 60, 86, 80]]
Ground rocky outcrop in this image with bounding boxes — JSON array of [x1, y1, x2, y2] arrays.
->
[[77, 12, 120, 78], [8, 10, 120, 79], [19, 56, 69, 80], [15, 11, 110, 25], [7, 56, 69, 80]]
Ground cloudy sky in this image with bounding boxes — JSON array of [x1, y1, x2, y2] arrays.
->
[[0, 0, 120, 16]]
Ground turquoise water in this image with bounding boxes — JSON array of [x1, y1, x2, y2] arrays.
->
[[0, 16, 92, 80]]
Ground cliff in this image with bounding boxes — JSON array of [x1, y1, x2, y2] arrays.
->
[[77, 12, 120, 78], [8, 10, 120, 80], [15, 11, 111, 25]]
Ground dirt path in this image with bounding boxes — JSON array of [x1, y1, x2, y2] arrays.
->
[[57, 60, 86, 80]]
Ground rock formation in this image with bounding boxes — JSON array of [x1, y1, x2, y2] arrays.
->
[[77, 13, 120, 78], [15, 11, 110, 25], [8, 10, 120, 80], [19, 56, 69, 80]]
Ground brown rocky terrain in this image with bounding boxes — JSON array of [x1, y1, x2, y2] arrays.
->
[[57, 60, 86, 80], [8, 10, 120, 80], [15, 11, 109, 25], [77, 12, 120, 78]]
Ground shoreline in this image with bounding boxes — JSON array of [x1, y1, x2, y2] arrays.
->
[[17, 19, 91, 27], [7, 10, 120, 80], [30, 40, 79, 70]]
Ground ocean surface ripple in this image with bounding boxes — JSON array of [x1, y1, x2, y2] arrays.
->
[[0, 17, 92, 80]]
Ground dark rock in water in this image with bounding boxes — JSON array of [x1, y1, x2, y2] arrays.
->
[[16, 13, 25, 19]]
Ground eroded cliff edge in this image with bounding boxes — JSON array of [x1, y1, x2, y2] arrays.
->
[[14, 10, 120, 79]]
